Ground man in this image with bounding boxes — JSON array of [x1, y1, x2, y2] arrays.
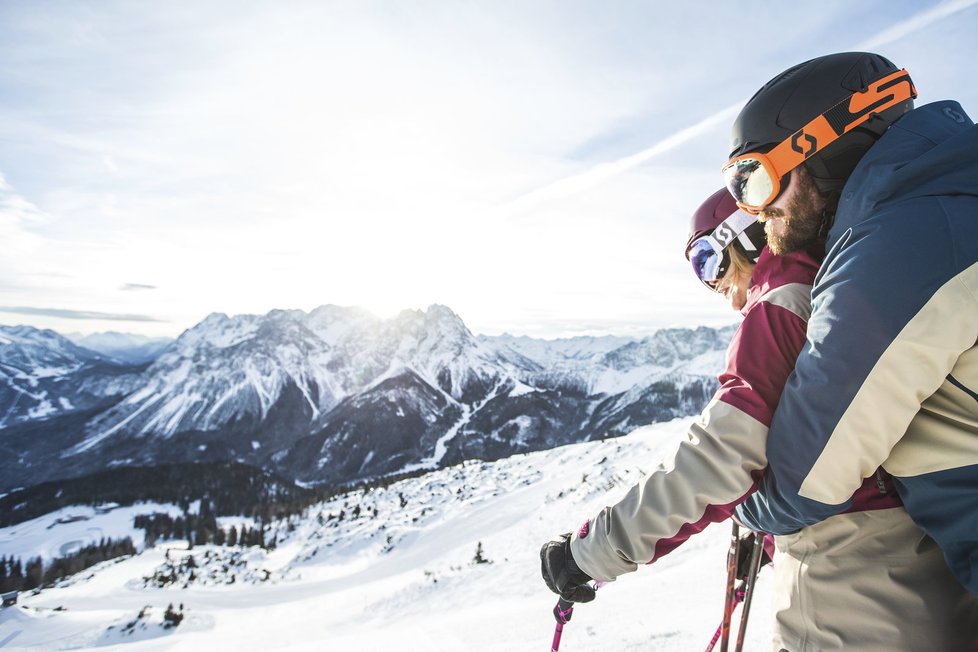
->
[[541, 184, 977, 650], [724, 51, 978, 603], [542, 51, 978, 651]]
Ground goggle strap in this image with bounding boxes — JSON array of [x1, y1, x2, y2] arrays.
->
[[736, 229, 758, 253], [766, 68, 916, 178], [709, 209, 757, 252]]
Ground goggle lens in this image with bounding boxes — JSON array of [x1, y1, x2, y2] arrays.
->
[[722, 157, 774, 210], [688, 238, 729, 288]]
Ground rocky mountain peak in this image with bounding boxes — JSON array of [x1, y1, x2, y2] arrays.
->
[[0, 310, 736, 492]]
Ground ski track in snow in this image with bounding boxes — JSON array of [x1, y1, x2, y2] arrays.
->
[[412, 402, 471, 471], [406, 380, 506, 473], [0, 418, 773, 651]]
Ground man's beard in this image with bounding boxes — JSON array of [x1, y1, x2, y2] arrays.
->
[[760, 171, 827, 255]]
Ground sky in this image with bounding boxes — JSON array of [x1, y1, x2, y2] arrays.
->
[[1, 0, 977, 340]]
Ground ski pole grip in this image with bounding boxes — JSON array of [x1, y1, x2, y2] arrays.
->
[[554, 598, 574, 624]]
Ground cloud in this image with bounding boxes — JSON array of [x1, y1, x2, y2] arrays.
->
[[499, 102, 743, 217], [0, 172, 47, 254], [857, 0, 978, 49], [1, 2, 976, 339], [0, 306, 163, 322]]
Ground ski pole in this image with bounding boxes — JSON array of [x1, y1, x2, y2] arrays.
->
[[550, 581, 603, 651], [705, 581, 746, 652], [719, 521, 741, 652], [551, 598, 574, 652], [706, 529, 768, 652], [734, 532, 766, 651]]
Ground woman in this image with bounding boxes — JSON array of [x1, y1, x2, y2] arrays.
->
[[541, 186, 978, 650]]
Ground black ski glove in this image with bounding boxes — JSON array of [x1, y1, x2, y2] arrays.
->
[[540, 533, 596, 603], [736, 531, 774, 580]]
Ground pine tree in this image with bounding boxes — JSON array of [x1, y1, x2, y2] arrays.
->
[[11, 559, 23, 582], [473, 542, 491, 565], [163, 603, 184, 628], [0, 556, 12, 593], [24, 557, 43, 590], [196, 520, 211, 546]]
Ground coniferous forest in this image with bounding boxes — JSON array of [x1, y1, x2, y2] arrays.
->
[[1, 538, 136, 593]]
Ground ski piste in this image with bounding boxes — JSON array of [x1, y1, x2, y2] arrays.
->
[[5, 419, 774, 649]]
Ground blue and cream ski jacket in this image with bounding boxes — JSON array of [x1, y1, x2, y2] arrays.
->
[[569, 246, 899, 583], [736, 100, 978, 595]]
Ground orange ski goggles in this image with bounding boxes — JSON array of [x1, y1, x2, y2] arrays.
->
[[721, 68, 916, 213]]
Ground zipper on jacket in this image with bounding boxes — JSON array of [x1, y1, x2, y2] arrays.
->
[[875, 470, 888, 495]]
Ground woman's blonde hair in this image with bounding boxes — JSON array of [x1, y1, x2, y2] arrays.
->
[[726, 242, 756, 279]]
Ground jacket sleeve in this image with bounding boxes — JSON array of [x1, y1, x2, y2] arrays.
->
[[570, 295, 808, 582], [738, 208, 978, 534]]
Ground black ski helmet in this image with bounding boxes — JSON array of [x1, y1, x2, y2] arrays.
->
[[729, 52, 915, 195]]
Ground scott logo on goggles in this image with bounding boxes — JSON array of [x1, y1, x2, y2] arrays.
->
[[791, 131, 817, 156], [713, 222, 738, 249]]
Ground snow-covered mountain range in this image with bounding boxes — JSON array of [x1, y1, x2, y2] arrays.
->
[[0, 326, 145, 429], [66, 332, 173, 365], [0, 419, 773, 651], [0, 306, 734, 491]]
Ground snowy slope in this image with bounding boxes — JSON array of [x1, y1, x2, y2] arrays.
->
[[0, 417, 772, 651], [0, 504, 182, 563]]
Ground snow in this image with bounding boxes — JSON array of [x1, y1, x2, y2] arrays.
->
[[56, 307, 728, 458], [483, 334, 634, 366], [73, 394, 163, 453], [507, 380, 539, 397], [404, 380, 510, 473], [0, 419, 772, 650], [589, 365, 665, 396], [28, 366, 79, 379], [189, 314, 260, 349], [407, 404, 471, 472], [0, 504, 183, 563], [682, 349, 728, 377], [26, 398, 56, 420]]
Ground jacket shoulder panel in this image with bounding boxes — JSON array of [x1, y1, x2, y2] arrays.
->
[[757, 282, 812, 322]]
